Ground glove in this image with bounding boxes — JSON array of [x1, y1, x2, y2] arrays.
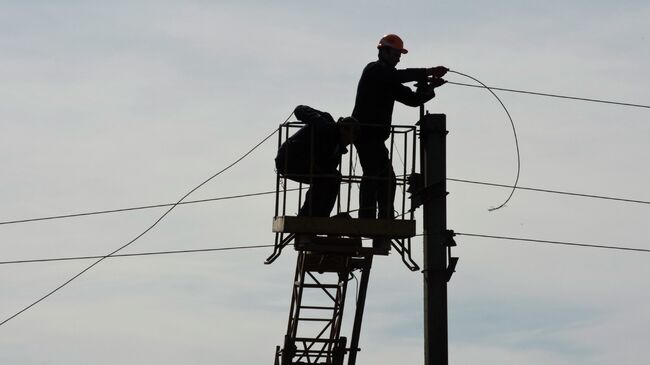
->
[[427, 66, 449, 78], [429, 77, 447, 88]]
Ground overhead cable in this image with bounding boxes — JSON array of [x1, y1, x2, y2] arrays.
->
[[448, 178, 650, 205], [448, 70, 521, 211], [0, 189, 299, 226], [0, 113, 291, 328], [3, 231, 649, 267], [447, 81, 650, 109], [456, 232, 650, 253], [1, 178, 647, 228], [0, 244, 276, 265]]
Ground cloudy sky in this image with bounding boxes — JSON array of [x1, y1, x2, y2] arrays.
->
[[1, 1, 649, 364]]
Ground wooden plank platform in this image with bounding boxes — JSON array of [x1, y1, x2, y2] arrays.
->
[[273, 216, 416, 238]]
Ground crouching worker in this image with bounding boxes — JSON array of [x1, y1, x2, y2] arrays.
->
[[275, 105, 359, 217]]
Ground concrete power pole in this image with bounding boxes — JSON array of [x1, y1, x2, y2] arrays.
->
[[419, 112, 451, 365]]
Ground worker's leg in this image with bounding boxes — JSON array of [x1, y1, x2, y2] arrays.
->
[[355, 141, 394, 219], [377, 164, 396, 219], [355, 141, 381, 219], [299, 170, 341, 217]]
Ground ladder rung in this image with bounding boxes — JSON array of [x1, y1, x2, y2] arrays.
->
[[294, 337, 338, 343], [300, 284, 340, 289], [298, 317, 333, 322], [294, 349, 334, 354], [300, 305, 337, 310]]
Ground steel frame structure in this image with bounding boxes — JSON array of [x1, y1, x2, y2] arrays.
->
[[268, 118, 424, 365]]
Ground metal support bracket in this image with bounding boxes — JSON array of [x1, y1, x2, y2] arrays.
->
[[444, 229, 457, 247], [391, 238, 420, 271], [446, 257, 458, 282], [265, 233, 295, 265], [445, 229, 458, 282], [408, 173, 448, 213]]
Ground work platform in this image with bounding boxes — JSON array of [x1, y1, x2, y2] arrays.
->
[[267, 216, 417, 260], [273, 216, 416, 239]]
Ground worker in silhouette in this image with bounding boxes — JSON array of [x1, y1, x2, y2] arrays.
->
[[353, 33, 448, 219], [275, 105, 359, 217]]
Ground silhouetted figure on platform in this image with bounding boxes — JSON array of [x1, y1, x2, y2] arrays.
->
[[275, 105, 359, 217], [353, 34, 448, 219]]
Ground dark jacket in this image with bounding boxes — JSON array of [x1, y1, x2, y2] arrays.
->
[[352, 60, 433, 142], [276, 105, 347, 176]]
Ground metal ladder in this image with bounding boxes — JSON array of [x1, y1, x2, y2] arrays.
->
[[274, 237, 373, 365]]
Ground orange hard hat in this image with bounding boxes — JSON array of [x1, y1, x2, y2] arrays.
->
[[377, 34, 408, 54]]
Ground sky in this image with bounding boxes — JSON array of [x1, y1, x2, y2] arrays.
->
[[1, 1, 649, 364]]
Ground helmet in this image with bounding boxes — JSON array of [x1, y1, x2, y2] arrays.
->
[[377, 34, 408, 54]]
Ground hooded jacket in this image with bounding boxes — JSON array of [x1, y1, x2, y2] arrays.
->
[[276, 105, 347, 175]]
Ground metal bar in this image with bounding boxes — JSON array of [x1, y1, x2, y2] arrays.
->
[[275, 125, 283, 219], [268, 125, 285, 264], [308, 120, 315, 216], [313, 341, 330, 364], [347, 145, 354, 214], [274, 345, 281, 365], [346, 256, 373, 365], [401, 131, 408, 219], [294, 338, 339, 343], [297, 182, 303, 215], [305, 272, 340, 303], [388, 126, 396, 218], [297, 318, 335, 363], [264, 233, 294, 265], [290, 253, 309, 338], [298, 318, 334, 322], [300, 305, 337, 310], [337, 152, 342, 215], [302, 283, 340, 289], [407, 126, 418, 269], [295, 348, 334, 353], [282, 124, 290, 218], [329, 272, 349, 359]]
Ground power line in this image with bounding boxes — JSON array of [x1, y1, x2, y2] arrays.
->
[[0, 244, 276, 265], [456, 232, 650, 253], [0, 114, 289, 327], [448, 178, 650, 205], [0, 189, 299, 226], [447, 81, 650, 109], [1, 178, 647, 229], [449, 70, 521, 212], [3, 230, 649, 267]]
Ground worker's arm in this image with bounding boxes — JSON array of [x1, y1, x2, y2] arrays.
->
[[393, 84, 434, 107], [394, 66, 448, 83], [391, 69, 447, 107], [387, 70, 437, 107], [394, 68, 428, 83]]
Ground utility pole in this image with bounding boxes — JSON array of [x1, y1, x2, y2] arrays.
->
[[419, 112, 449, 365]]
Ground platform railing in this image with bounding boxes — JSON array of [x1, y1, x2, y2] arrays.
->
[[266, 120, 420, 270]]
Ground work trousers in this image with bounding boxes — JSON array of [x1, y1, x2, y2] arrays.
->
[[275, 150, 341, 217], [354, 140, 396, 219]]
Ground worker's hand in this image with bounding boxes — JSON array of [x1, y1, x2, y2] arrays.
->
[[427, 66, 449, 78], [429, 77, 447, 88]]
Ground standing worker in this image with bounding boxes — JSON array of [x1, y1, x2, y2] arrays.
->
[[353, 33, 448, 220], [275, 105, 359, 217]]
